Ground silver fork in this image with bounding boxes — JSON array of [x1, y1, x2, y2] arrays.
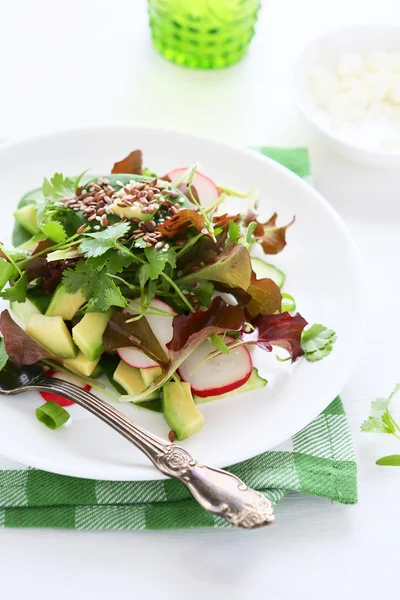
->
[[0, 361, 274, 529]]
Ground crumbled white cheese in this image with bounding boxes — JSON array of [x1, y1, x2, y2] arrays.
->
[[310, 51, 400, 118], [309, 50, 400, 150]]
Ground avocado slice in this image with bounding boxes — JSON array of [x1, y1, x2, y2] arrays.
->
[[11, 297, 41, 324], [14, 204, 39, 235], [45, 284, 86, 321], [114, 361, 159, 401], [193, 368, 267, 404], [46, 249, 82, 263], [109, 202, 158, 222], [162, 381, 204, 440], [72, 310, 113, 361], [26, 314, 77, 358], [140, 366, 162, 387], [64, 352, 100, 377], [11, 288, 51, 323], [17, 232, 47, 252]]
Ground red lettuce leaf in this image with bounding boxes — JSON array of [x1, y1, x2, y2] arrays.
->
[[246, 272, 282, 317], [178, 244, 252, 291], [245, 212, 295, 255], [120, 297, 245, 400], [0, 310, 50, 364], [167, 296, 245, 353], [156, 209, 207, 239], [242, 312, 308, 362], [103, 309, 168, 366], [111, 150, 143, 175], [212, 213, 241, 227]]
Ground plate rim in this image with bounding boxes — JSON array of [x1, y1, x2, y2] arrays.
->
[[0, 125, 365, 480]]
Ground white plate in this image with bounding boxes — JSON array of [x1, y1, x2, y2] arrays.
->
[[294, 26, 400, 167], [0, 126, 363, 480]]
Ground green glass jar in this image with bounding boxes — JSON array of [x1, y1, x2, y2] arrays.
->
[[148, 0, 261, 69]]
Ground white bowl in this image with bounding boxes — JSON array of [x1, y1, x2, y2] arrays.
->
[[294, 26, 400, 167]]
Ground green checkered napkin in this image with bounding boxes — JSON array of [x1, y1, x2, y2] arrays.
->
[[0, 148, 357, 530]]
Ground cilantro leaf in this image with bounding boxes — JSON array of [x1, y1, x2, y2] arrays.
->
[[144, 246, 176, 280], [360, 416, 390, 434], [228, 221, 241, 245], [301, 324, 337, 362], [0, 338, 9, 371], [80, 222, 131, 258], [41, 221, 67, 243], [371, 397, 391, 412], [42, 173, 77, 201], [62, 262, 94, 297], [88, 273, 127, 312], [63, 262, 127, 312], [0, 272, 28, 303], [86, 250, 134, 274], [361, 384, 400, 445]]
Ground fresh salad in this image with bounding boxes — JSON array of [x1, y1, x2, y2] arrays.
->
[[0, 149, 337, 440]]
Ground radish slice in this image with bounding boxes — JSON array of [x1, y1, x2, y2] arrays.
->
[[117, 347, 158, 369], [40, 370, 91, 407], [178, 336, 252, 398], [117, 298, 176, 369], [166, 168, 220, 209]]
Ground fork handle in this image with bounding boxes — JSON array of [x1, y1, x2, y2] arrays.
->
[[32, 377, 274, 529]]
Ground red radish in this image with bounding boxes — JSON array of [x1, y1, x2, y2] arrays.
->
[[117, 347, 158, 369], [40, 370, 91, 407], [117, 298, 176, 369], [178, 336, 252, 398], [166, 168, 220, 209]]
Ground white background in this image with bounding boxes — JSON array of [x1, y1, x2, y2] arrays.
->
[[0, 1, 400, 599]]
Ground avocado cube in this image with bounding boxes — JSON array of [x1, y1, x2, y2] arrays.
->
[[46, 284, 86, 321], [114, 361, 159, 401], [17, 232, 47, 252], [109, 202, 157, 222], [11, 298, 41, 324], [140, 366, 162, 387], [72, 310, 113, 361], [162, 382, 204, 440], [64, 352, 100, 377], [14, 204, 39, 235], [26, 315, 77, 358]]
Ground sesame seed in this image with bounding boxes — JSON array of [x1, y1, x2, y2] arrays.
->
[[93, 225, 101, 230]]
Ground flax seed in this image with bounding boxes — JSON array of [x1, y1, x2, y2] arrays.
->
[[155, 241, 164, 249], [77, 224, 86, 234], [101, 216, 109, 227], [88, 214, 97, 221]]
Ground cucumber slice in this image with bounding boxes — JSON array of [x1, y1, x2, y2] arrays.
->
[[281, 292, 296, 313], [251, 257, 285, 288], [194, 368, 267, 404]]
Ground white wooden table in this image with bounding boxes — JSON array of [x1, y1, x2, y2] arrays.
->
[[0, 2, 399, 598]]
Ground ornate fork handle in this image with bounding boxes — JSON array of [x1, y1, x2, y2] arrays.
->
[[29, 376, 274, 529]]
